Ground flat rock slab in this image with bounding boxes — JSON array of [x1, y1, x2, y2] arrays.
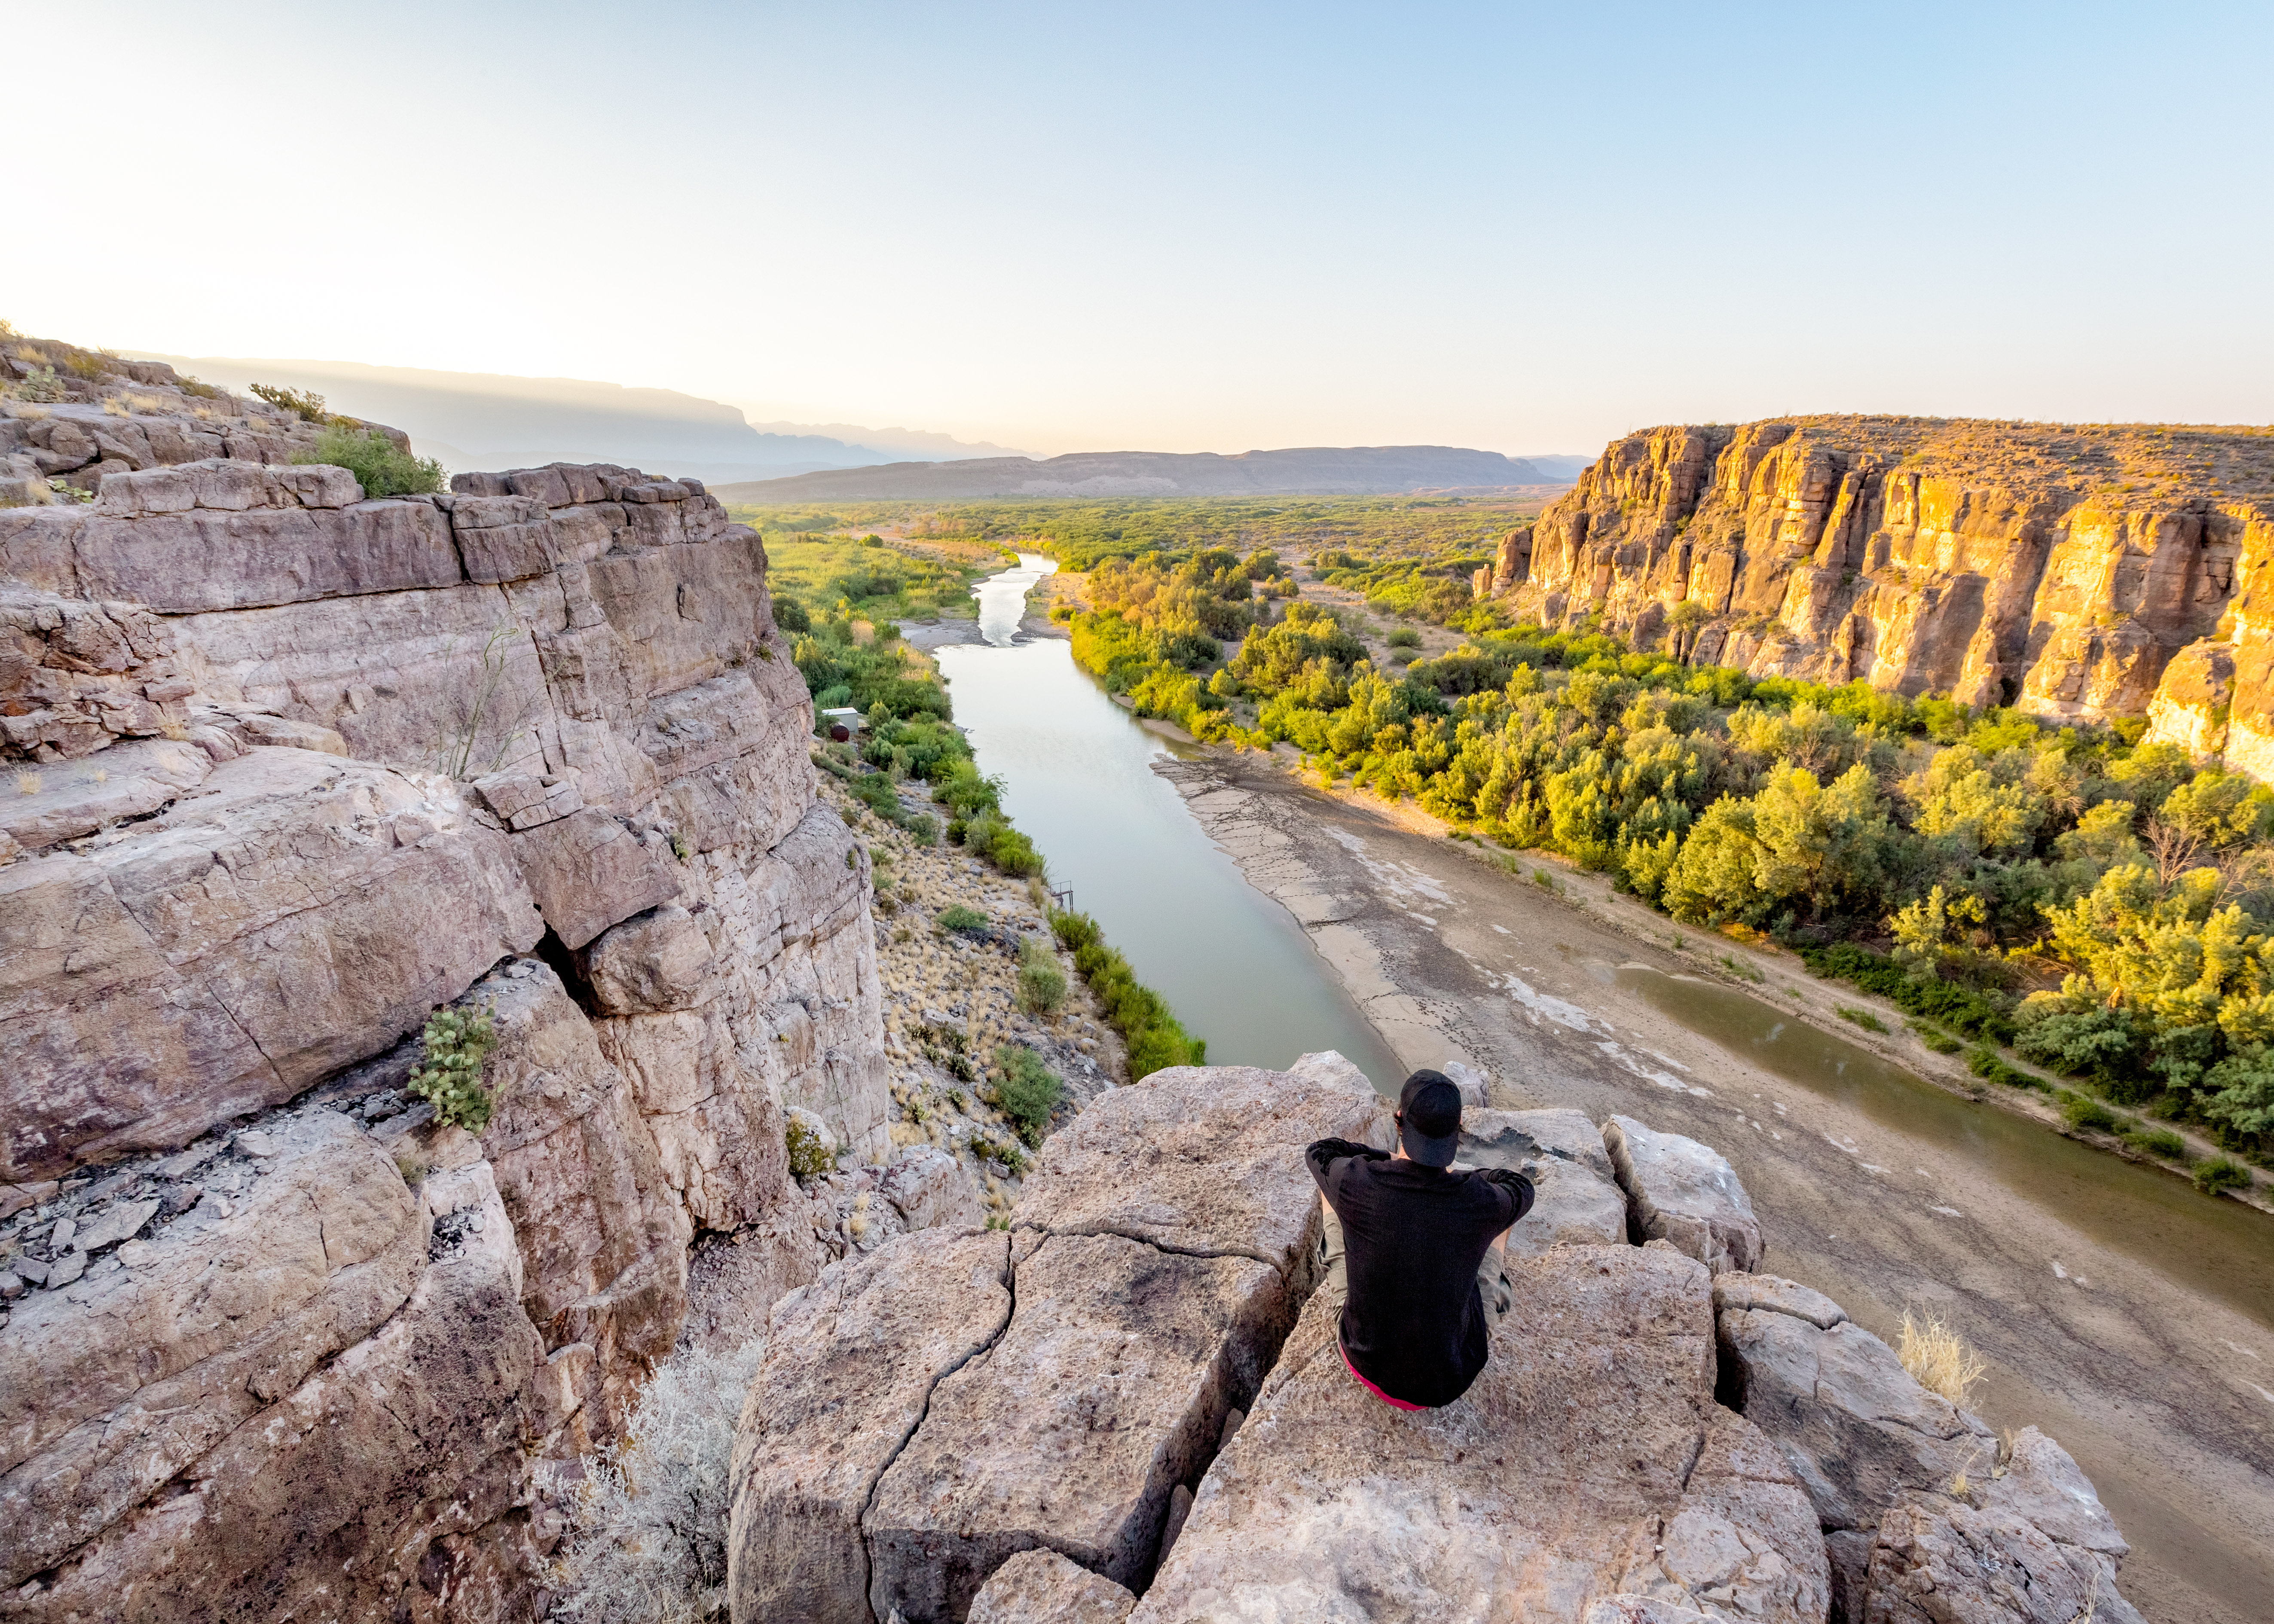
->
[[1602, 1115, 1763, 1274], [1131, 1245, 1829, 1624], [1012, 1065, 1390, 1273], [968, 1548, 1136, 1624], [1460, 1107, 1629, 1257], [728, 1230, 1012, 1624], [866, 1231, 1297, 1618]]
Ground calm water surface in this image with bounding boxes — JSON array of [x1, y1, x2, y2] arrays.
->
[[1599, 957, 2274, 1331], [934, 555, 1403, 1086]]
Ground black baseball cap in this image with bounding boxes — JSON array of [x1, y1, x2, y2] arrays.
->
[[1397, 1069, 1464, 1167]]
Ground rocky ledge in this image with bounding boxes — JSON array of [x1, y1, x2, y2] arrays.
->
[[728, 1059, 2142, 1624]]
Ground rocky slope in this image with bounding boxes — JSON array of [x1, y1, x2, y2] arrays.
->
[[729, 1058, 2144, 1624], [1484, 416, 2274, 769], [0, 339, 903, 1615]]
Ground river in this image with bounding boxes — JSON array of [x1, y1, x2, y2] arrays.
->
[[922, 553, 2274, 1623], [932, 554, 1403, 1084]]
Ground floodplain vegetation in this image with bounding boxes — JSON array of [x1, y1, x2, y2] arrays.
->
[[1015, 535, 2273, 1184], [768, 534, 1206, 1082]]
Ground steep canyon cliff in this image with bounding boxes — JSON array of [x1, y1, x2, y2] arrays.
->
[[0, 349, 885, 1620], [1487, 416, 2274, 771]]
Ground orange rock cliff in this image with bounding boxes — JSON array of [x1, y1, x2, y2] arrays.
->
[[1485, 416, 2274, 775]]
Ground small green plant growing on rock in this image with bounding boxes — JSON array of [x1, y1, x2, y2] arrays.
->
[[291, 424, 445, 498], [784, 1117, 833, 1181], [409, 1001, 500, 1132], [1017, 935, 1067, 1014]]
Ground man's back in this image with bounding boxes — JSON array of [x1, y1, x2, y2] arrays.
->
[[1306, 1138, 1530, 1408]]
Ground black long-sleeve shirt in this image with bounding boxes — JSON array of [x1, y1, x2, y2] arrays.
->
[[1305, 1137, 1534, 1408]]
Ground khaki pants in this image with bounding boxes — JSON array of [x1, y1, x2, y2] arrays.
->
[[1315, 1198, 1511, 1317]]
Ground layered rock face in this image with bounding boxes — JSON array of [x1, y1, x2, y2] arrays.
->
[[1488, 415, 2274, 758], [0, 432, 886, 1616], [731, 1067, 2142, 1624]]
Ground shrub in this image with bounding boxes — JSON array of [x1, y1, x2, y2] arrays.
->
[[544, 1340, 764, 1623], [1385, 627, 1421, 648], [1801, 944, 2015, 1043], [1049, 908, 1206, 1078], [62, 348, 113, 380], [772, 595, 812, 633], [2195, 1154, 2254, 1195], [291, 424, 446, 498], [251, 381, 336, 421], [14, 365, 61, 402], [2125, 1126, 2188, 1161], [1966, 1047, 2039, 1090], [1836, 1006, 1889, 1034], [784, 1116, 834, 1181], [1897, 1310, 1986, 1408], [993, 1044, 1065, 1145], [408, 1001, 500, 1131], [1017, 935, 1067, 1014], [937, 904, 988, 933], [1910, 1022, 1963, 1055], [2059, 1092, 2120, 1133]]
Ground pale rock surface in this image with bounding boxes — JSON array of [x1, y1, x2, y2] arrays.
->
[[1459, 1106, 1630, 1257], [865, 1232, 1294, 1616], [1129, 1245, 1828, 1624], [877, 1145, 986, 1231], [1602, 1114, 1763, 1273], [726, 1230, 1013, 1624], [1, 748, 541, 1181], [1010, 1063, 1391, 1272], [1284, 1049, 1377, 1097], [968, 1548, 1137, 1624], [508, 803, 682, 949], [582, 901, 717, 1013]]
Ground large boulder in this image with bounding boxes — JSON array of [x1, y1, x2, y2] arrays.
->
[[0, 748, 543, 1181], [1010, 1063, 1391, 1271], [1128, 1245, 1829, 1624], [1459, 1106, 1629, 1257], [726, 1230, 1014, 1624], [1, 1128, 547, 1624], [1861, 1496, 2144, 1624], [969, 1548, 1137, 1624], [506, 805, 681, 950], [1602, 1115, 1763, 1273]]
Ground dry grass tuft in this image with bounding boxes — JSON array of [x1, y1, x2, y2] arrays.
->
[[101, 396, 131, 417], [14, 345, 48, 366], [1900, 1310, 1987, 1409], [126, 393, 165, 414], [157, 714, 191, 741], [12, 403, 52, 421], [15, 771, 42, 797]]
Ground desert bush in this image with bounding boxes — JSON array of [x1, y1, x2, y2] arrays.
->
[[1836, 1006, 1889, 1034], [62, 348, 113, 380], [2058, 1092, 2120, 1133], [1017, 935, 1067, 1014], [784, 1117, 833, 1181], [251, 381, 336, 421], [2124, 1125, 2188, 1160], [1898, 1310, 1986, 1408], [292, 424, 445, 498], [992, 1044, 1064, 1145], [14, 366, 61, 402], [1966, 1047, 2039, 1090], [1910, 1022, 1963, 1054], [2195, 1154, 2255, 1195], [1385, 626, 1421, 648], [937, 904, 988, 933], [771, 595, 811, 633], [408, 1001, 500, 1131], [545, 1341, 764, 1623]]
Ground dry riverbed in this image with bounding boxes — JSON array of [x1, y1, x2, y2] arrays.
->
[[1160, 745, 2274, 1624]]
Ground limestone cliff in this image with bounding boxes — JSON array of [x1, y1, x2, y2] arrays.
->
[[1486, 415, 2274, 765], [0, 369, 887, 1615]]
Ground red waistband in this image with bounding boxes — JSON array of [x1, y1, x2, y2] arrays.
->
[[1338, 1337, 1427, 1411]]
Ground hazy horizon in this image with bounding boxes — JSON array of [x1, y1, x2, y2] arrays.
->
[[13, 1, 2271, 458]]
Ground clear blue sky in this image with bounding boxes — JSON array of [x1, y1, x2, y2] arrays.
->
[[14, 1, 2271, 456]]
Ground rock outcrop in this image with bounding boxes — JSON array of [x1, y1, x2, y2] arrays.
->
[[0, 411, 892, 1614], [1486, 415, 2274, 761], [729, 1074, 2143, 1624]]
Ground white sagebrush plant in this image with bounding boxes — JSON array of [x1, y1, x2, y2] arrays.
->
[[545, 1341, 766, 1623]]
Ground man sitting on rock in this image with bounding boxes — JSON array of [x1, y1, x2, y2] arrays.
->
[[1306, 1069, 1534, 1410]]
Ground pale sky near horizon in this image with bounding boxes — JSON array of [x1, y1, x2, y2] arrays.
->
[[13, 1, 2271, 458]]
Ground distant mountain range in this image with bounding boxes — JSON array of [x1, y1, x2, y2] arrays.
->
[[714, 446, 1581, 503], [123, 354, 1019, 483]]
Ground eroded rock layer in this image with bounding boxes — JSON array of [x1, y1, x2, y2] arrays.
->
[[0, 438, 886, 1617], [1488, 415, 2274, 764]]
